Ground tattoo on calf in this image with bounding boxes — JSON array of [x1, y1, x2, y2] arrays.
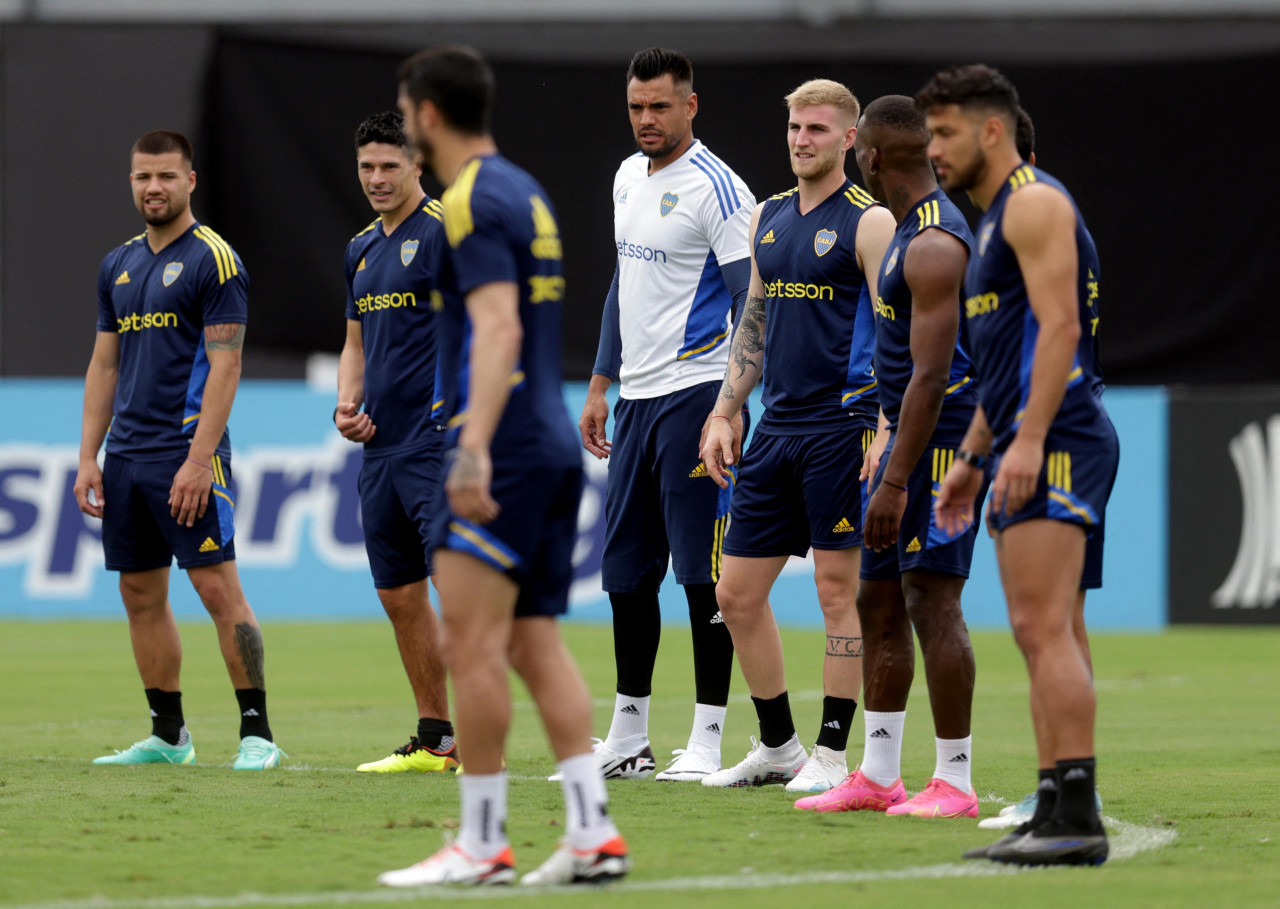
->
[[234, 622, 266, 689], [826, 635, 863, 658]]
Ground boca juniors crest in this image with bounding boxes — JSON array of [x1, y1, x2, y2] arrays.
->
[[814, 229, 837, 257], [400, 240, 419, 267], [978, 222, 996, 257], [884, 245, 901, 275], [162, 262, 184, 287], [660, 192, 679, 217]]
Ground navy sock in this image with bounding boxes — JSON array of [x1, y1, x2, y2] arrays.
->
[[417, 717, 456, 753], [235, 688, 272, 741], [751, 692, 796, 748], [145, 688, 184, 746], [814, 696, 857, 751]]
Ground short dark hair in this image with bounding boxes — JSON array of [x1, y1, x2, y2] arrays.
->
[[355, 111, 410, 151], [1015, 108, 1035, 160], [626, 47, 693, 89], [131, 130, 194, 167], [861, 94, 928, 139], [398, 45, 493, 136], [914, 63, 1020, 121]]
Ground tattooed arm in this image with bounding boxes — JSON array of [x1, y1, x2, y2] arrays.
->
[[169, 321, 245, 527]]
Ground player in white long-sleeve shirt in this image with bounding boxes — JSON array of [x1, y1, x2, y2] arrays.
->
[[576, 47, 755, 782]]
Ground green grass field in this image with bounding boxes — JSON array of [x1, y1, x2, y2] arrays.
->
[[1, 620, 1277, 908]]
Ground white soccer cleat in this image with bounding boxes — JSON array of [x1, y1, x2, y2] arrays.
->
[[654, 747, 719, 782], [520, 836, 630, 886], [377, 843, 517, 887], [702, 736, 807, 788], [548, 738, 656, 781], [784, 745, 848, 793]]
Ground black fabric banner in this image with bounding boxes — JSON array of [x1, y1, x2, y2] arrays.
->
[[199, 35, 1280, 384]]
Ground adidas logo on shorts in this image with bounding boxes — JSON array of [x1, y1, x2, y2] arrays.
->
[[198, 537, 220, 553], [905, 537, 922, 553], [689, 463, 709, 478], [832, 517, 855, 533]]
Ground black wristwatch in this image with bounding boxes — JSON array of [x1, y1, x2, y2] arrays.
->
[[955, 449, 986, 469]]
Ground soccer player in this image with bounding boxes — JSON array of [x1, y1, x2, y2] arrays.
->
[[378, 45, 629, 887], [794, 95, 983, 816], [699, 80, 895, 792], [74, 130, 284, 770], [336, 111, 456, 774], [577, 47, 753, 782], [921, 64, 1118, 866]]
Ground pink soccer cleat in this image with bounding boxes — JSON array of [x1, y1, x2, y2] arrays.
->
[[886, 778, 979, 818], [794, 769, 907, 812]]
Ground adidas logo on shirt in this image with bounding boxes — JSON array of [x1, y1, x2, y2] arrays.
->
[[620, 704, 641, 716], [905, 537, 921, 553], [689, 463, 709, 478], [760, 230, 776, 244], [198, 537, 220, 553], [114, 271, 131, 285], [949, 753, 969, 763], [869, 728, 892, 739], [823, 720, 841, 730], [705, 722, 721, 734], [832, 517, 855, 533]]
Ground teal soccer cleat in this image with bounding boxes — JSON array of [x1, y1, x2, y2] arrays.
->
[[93, 735, 196, 766], [233, 735, 287, 770]]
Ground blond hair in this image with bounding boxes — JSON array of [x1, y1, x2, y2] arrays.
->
[[784, 79, 860, 124]]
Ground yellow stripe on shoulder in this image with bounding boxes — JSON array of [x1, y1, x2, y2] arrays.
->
[[123, 232, 147, 247], [769, 187, 799, 200], [443, 158, 483, 248], [193, 227, 239, 284], [424, 199, 445, 222], [351, 219, 381, 241], [845, 185, 876, 209]]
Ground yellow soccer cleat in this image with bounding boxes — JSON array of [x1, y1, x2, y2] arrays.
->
[[357, 735, 459, 773]]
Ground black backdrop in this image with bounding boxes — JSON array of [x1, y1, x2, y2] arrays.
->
[[200, 34, 1280, 383]]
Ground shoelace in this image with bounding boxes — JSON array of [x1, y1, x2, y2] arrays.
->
[[393, 736, 423, 756]]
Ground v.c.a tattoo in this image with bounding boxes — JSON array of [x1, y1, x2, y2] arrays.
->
[[826, 635, 863, 658]]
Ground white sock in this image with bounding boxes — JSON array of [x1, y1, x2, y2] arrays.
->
[[933, 736, 973, 793], [456, 771, 508, 859], [604, 693, 649, 749], [760, 733, 804, 762], [860, 710, 906, 786], [688, 703, 726, 756], [558, 752, 619, 850]]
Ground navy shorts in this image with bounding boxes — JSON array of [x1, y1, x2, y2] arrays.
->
[[432, 463, 582, 618], [102, 452, 236, 572], [986, 419, 1120, 590], [861, 442, 988, 581], [359, 445, 443, 589], [723, 427, 873, 559], [601, 381, 737, 591]]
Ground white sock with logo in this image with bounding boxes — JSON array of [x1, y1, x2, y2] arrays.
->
[[860, 710, 906, 786], [604, 694, 649, 751], [456, 771, 508, 860], [687, 703, 726, 756], [558, 752, 620, 850], [933, 736, 973, 793]]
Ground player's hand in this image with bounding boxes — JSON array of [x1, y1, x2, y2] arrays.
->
[[169, 458, 213, 528], [935, 460, 983, 538], [74, 459, 105, 519], [860, 426, 890, 482], [698, 415, 737, 490], [989, 435, 1042, 518], [578, 392, 611, 459], [699, 409, 744, 465], [335, 401, 376, 443], [446, 445, 500, 524], [864, 482, 907, 552]]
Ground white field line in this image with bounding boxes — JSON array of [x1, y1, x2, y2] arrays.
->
[[3, 813, 1176, 909]]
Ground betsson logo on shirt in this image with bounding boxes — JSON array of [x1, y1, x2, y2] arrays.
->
[[616, 238, 667, 264]]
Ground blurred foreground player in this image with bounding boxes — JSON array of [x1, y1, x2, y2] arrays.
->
[[378, 46, 629, 887], [75, 130, 284, 770], [796, 95, 984, 816], [921, 65, 1118, 866], [337, 111, 456, 774]]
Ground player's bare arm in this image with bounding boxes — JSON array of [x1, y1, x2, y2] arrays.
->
[[860, 408, 890, 483], [74, 331, 121, 519], [990, 184, 1080, 517], [336, 318, 376, 443], [450, 280, 521, 524], [853, 205, 896, 301], [169, 321, 244, 528], [936, 404, 992, 537], [864, 229, 967, 551]]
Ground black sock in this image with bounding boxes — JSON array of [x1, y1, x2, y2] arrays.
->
[[751, 692, 796, 748], [684, 583, 734, 705], [235, 688, 272, 741], [417, 717, 456, 753], [1022, 768, 1058, 833], [814, 696, 857, 751], [145, 688, 184, 746], [610, 588, 662, 697], [1051, 757, 1102, 832]]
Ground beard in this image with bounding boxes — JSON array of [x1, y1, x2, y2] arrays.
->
[[939, 151, 985, 193], [139, 199, 184, 227], [636, 129, 683, 161]]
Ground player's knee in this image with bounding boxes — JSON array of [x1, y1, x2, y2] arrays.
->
[[189, 569, 243, 620], [377, 586, 427, 627], [816, 576, 858, 625], [118, 574, 165, 615], [713, 582, 763, 626]]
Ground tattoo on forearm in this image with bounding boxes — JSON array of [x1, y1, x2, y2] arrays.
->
[[722, 294, 766, 400], [826, 635, 863, 658], [447, 449, 482, 486], [204, 323, 246, 352], [234, 622, 265, 689]]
